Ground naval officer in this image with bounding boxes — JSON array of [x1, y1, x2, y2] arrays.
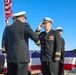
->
[[36, 17, 62, 75], [4, 11, 40, 75], [56, 27, 65, 75]]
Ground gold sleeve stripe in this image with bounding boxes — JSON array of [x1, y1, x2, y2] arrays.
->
[[35, 40, 40, 45], [2, 47, 5, 51], [55, 52, 61, 56], [35, 32, 40, 35]]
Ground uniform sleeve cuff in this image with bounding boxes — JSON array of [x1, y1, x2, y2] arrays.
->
[[2, 47, 5, 51], [55, 51, 61, 57], [35, 40, 40, 45], [35, 29, 40, 35]]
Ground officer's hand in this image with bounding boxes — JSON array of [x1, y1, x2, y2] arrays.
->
[[37, 22, 43, 31], [3, 53, 7, 57], [55, 57, 60, 61]]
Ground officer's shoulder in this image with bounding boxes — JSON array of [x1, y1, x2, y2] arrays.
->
[[61, 37, 65, 41], [52, 30, 58, 34], [52, 30, 60, 36], [4, 26, 11, 31], [23, 22, 30, 27], [5, 26, 10, 29]]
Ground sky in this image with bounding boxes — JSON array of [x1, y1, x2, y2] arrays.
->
[[0, 0, 76, 51]]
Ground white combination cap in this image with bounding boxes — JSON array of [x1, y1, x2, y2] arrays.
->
[[43, 17, 54, 24], [56, 27, 63, 31], [12, 11, 26, 19]]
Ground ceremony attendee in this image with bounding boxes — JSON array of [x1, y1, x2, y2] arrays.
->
[[4, 11, 40, 75], [36, 17, 61, 75], [56, 27, 65, 75], [2, 16, 16, 55]]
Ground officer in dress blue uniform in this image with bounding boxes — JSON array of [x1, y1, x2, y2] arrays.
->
[[56, 27, 65, 75], [2, 16, 16, 55], [4, 11, 40, 75], [36, 17, 62, 75]]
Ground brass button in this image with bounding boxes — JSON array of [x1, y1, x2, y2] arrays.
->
[[46, 50, 47, 51]]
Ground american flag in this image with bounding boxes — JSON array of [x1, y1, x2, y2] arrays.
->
[[0, 50, 76, 73], [4, 0, 12, 26], [29, 51, 76, 71], [29, 51, 42, 71], [63, 51, 76, 70]]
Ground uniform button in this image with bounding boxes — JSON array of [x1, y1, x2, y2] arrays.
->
[[46, 50, 47, 51], [42, 42, 44, 43]]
